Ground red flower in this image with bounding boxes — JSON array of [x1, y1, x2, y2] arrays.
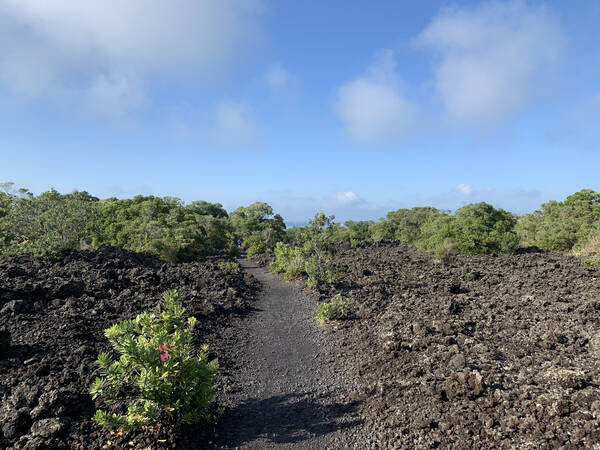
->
[[159, 344, 169, 362]]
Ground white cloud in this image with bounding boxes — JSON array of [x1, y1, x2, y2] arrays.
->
[[0, 0, 263, 114], [331, 191, 360, 206], [335, 50, 416, 144], [84, 72, 145, 117], [266, 63, 292, 90], [455, 184, 473, 195], [267, 190, 379, 223], [211, 100, 258, 147], [416, 0, 563, 124]]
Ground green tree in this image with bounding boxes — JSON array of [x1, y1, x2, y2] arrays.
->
[[417, 202, 518, 255], [270, 212, 340, 286], [369, 207, 447, 242], [516, 189, 600, 251], [342, 220, 373, 243], [1, 187, 98, 255], [92, 196, 232, 261], [229, 202, 286, 255]]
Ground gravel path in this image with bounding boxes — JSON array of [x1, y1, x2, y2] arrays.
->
[[214, 259, 364, 449]]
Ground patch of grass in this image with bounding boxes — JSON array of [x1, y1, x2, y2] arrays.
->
[[316, 294, 349, 324], [581, 258, 600, 268], [433, 238, 455, 264], [574, 229, 600, 257]]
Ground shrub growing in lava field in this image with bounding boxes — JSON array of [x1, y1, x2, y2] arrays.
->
[[581, 258, 600, 268], [270, 241, 310, 280], [316, 294, 349, 324], [270, 212, 341, 286], [305, 254, 338, 286], [89, 290, 218, 430], [575, 228, 600, 256], [433, 238, 456, 264], [417, 202, 518, 255], [516, 189, 600, 252], [218, 261, 240, 271]]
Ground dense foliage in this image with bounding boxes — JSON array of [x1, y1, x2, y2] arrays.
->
[[92, 196, 233, 261], [0, 183, 235, 261], [90, 290, 218, 430], [516, 189, 600, 252], [282, 204, 519, 256], [0, 183, 98, 255], [417, 202, 519, 255], [2, 181, 599, 259], [270, 212, 340, 286], [229, 202, 286, 256], [368, 207, 446, 243]]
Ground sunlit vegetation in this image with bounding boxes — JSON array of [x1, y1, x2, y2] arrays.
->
[[1, 181, 599, 261]]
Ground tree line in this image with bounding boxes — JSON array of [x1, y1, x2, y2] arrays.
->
[[1, 182, 599, 261]]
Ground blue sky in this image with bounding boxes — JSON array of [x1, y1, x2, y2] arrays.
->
[[0, 0, 599, 223]]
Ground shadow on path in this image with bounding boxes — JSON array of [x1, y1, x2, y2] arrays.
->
[[216, 392, 362, 447]]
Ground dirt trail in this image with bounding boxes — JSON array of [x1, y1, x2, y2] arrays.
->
[[214, 258, 363, 449]]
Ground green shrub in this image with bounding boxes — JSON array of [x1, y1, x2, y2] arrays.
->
[[218, 261, 240, 271], [417, 202, 518, 255], [574, 228, 600, 256], [244, 234, 267, 257], [316, 294, 349, 324], [0, 183, 236, 261], [230, 202, 286, 256], [228, 245, 241, 258], [581, 258, 600, 268], [89, 290, 218, 430], [0, 187, 99, 256], [516, 189, 600, 252], [93, 195, 231, 261], [433, 238, 455, 264], [270, 217, 340, 286], [305, 254, 338, 286], [269, 242, 308, 280], [370, 207, 446, 242], [338, 220, 373, 243]]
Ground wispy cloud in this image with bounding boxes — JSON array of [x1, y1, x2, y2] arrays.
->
[[210, 100, 258, 147], [266, 63, 294, 90], [455, 183, 473, 195], [327, 191, 362, 206], [84, 72, 145, 117], [416, 0, 563, 124], [334, 50, 417, 144], [0, 0, 264, 115]]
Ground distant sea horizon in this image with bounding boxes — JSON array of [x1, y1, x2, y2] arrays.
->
[[285, 221, 309, 228]]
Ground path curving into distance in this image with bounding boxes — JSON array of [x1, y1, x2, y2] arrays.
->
[[213, 258, 364, 449]]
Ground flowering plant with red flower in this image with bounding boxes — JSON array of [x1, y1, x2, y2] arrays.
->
[[159, 344, 169, 362], [90, 290, 218, 430]]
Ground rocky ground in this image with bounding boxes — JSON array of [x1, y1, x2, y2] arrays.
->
[[0, 247, 260, 449], [299, 241, 600, 448], [4, 242, 600, 449]]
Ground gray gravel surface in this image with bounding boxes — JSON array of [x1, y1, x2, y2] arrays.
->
[[214, 259, 365, 449]]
